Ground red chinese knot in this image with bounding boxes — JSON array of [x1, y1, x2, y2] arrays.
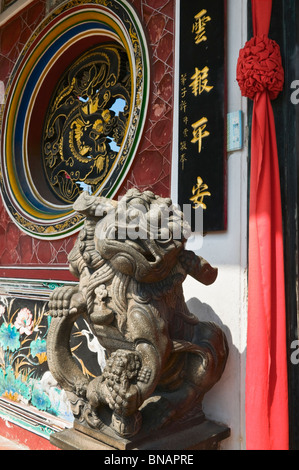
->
[[236, 34, 284, 100]]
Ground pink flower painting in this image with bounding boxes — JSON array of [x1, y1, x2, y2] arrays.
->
[[14, 308, 34, 335]]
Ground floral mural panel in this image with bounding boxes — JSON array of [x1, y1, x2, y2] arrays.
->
[[0, 294, 104, 434]]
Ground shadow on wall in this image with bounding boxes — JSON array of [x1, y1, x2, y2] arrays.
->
[[186, 296, 242, 448], [187, 297, 232, 342]]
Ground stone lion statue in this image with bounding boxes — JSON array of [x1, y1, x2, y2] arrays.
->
[[47, 189, 228, 441]]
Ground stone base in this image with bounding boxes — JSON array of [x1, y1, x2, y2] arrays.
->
[[50, 419, 230, 450]]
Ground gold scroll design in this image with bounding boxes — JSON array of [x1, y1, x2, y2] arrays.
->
[[42, 44, 130, 204]]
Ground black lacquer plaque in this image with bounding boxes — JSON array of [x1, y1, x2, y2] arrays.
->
[[178, 1, 227, 232]]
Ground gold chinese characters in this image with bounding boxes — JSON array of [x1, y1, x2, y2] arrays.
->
[[190, 176, 211, 210]]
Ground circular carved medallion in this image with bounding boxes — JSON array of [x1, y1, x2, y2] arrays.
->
[[0, 0, 150, 239]]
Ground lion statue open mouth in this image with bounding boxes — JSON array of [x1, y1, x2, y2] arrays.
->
[[47, 189, 228, 441]]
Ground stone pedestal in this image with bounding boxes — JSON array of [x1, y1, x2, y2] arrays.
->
[[50, 419, 230, 450]]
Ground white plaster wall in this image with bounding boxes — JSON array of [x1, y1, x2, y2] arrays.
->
[[171, 0, 248, 450]]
